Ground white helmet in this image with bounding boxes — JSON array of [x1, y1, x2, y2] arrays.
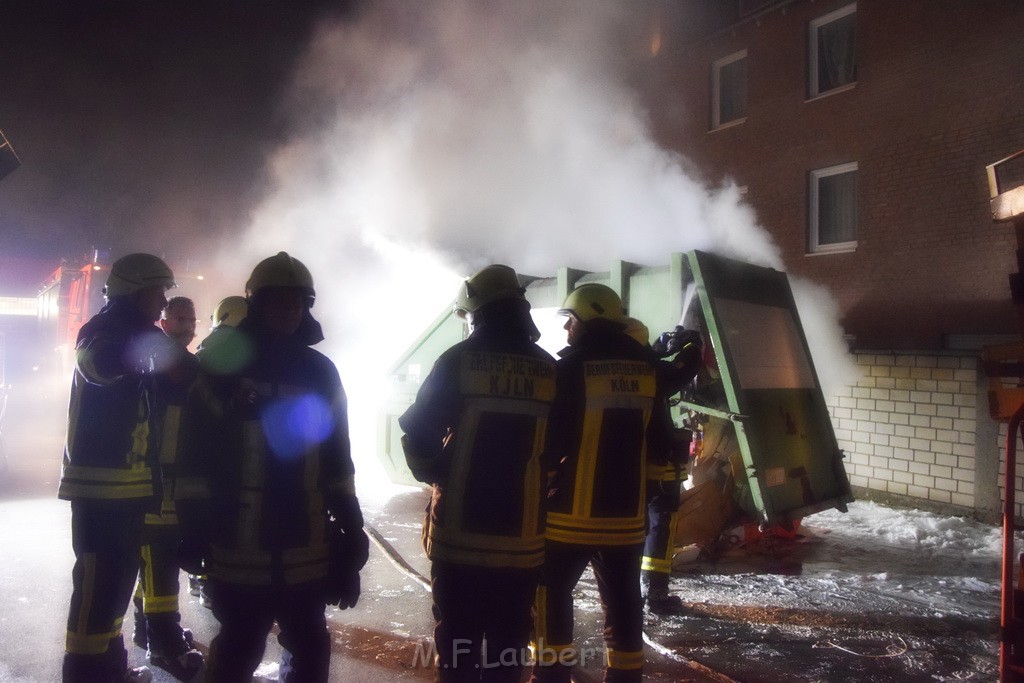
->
[[103, 253, 176, 299]]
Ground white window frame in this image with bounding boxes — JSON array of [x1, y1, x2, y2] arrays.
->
[[808, 162, 858, 254], [711, 49, 747, 130], [808, 3, 856, 99]]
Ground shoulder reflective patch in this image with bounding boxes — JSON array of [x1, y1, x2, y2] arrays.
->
[[460, 352, 555, 402]]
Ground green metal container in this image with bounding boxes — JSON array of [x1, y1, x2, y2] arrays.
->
[[379, 250, 853, 525]]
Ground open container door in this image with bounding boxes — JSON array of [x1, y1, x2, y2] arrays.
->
[[681, 250, 853, 526]]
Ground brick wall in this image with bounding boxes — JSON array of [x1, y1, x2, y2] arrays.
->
[[645, 0, 1024, 350], [828, 350, 1014, 520]]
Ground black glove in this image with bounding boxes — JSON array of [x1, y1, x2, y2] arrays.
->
[[325, 494, 369, 609], [652, 326, 703, 358], [177, 537, 209, 575], [326, 525, 370, 609]]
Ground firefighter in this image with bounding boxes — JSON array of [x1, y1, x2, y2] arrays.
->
[[59, 252, 177, 683], [642, 323, 703, 615], [210, 294, 248, 329], [176, 252, 367, 682], [130, 296, 204, 677], [195, 295, 252, 377], [399, 264, 556, 682], [183, 293, 251, 608], [531, 285, 673, 683]]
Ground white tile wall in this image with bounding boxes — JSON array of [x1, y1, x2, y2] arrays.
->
[[826, 352, 992, 514]]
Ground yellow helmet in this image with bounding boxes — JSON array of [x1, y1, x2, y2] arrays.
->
[[454, 264, 527, 318], [558, 283, 624, 322], [622, 316, 649, 345], [103, 253, 176, 299], [245, 252, 315, 301], [212, 295, 248, 329]]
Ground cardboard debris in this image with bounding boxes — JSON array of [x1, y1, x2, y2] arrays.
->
[[674, 477, 737, 549]]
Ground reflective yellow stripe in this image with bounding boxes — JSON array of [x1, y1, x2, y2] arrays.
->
[[66, 629, 119, 655], [140, 544, 154, 600], [530, 640, 577, 666], [547, 512, 643, 530], [545, 511, 645, 545], [143, 595, 179, 614], [545, 527, 645, 545], [77, 553, 96, 641], [209, 545, 330, 586], [641, 556, 672, 573], [160, 406, 181, 465], [66, 555, 124, 654], [533, 585, 548, 646], [606, 648, 644, 670], [60, 464, 153, 483], [647, 463, 670, 481], [58, 481, 154, 499]]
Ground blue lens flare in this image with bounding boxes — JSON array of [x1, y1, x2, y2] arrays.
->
[[261, 393, 335, 459]]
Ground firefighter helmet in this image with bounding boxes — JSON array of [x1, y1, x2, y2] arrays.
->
[[453, 264, 527, 318], [558, 283, 624, 322], [245, 252, 315, 301], [212, 295, 248, 329], [623, 316, 649, 345], [103, 253, 176, 299]]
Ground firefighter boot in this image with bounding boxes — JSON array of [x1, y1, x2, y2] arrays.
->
[[642, 570, 684, 616], [189, 574, 213, 609], [146, 617, 204, 680], [123, 666, 154, 683]]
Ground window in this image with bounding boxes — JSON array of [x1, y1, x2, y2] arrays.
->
[[809, 3, 856, 98], [712, 50, 747, 129], [809, 163, 857, 253]]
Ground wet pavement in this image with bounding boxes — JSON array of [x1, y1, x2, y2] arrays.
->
[[0, 394, 1004, 682]]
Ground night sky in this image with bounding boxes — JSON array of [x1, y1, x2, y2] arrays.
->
[[0, 1, 355, 287]]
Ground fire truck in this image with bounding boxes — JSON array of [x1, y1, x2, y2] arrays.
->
[[35, 250, 111, 379]]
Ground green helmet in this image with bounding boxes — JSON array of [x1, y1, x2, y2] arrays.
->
[[103, 253, 176, 299], [454, 264, 527, 318], [245, 252, 315, 301], [558, 283, 625, 322]]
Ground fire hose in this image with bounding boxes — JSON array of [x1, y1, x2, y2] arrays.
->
[[363, 523, 737, 683]]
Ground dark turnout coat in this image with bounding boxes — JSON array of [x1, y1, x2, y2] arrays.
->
[[176, 318, 356, 586], [544, 321, 674, 547], [59, 298, 165, 503], [399, 320, 556, 569]]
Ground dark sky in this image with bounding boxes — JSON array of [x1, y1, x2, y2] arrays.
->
[[0, 1, 355, 285]]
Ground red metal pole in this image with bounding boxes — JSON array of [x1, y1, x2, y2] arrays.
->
[[1003, 403, 1024, 681]]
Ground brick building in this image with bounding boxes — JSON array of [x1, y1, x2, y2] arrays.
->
[[639, 0, 1024, 519]]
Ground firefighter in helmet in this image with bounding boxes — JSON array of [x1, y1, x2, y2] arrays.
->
[[400, 264, 556, 682], [195, 294, 252, 376], [531, 284, 673, 683], [130, 295, 205, 678], [643, 321, 703, 615], [176, 252, 367, 681], [59, 252, 177, 683], [210, 295, 248, 329]]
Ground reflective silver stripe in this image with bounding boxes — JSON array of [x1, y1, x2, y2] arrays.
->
[[238, 420, 265, 550]]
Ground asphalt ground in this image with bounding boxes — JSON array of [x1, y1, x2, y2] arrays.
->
[[0, 390, 1000, 682]]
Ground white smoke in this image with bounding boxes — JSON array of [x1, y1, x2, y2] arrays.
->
[[213, 0, 859, 480]]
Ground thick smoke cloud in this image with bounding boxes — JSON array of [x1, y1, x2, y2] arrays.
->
[[213, 0, 859, 473]]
